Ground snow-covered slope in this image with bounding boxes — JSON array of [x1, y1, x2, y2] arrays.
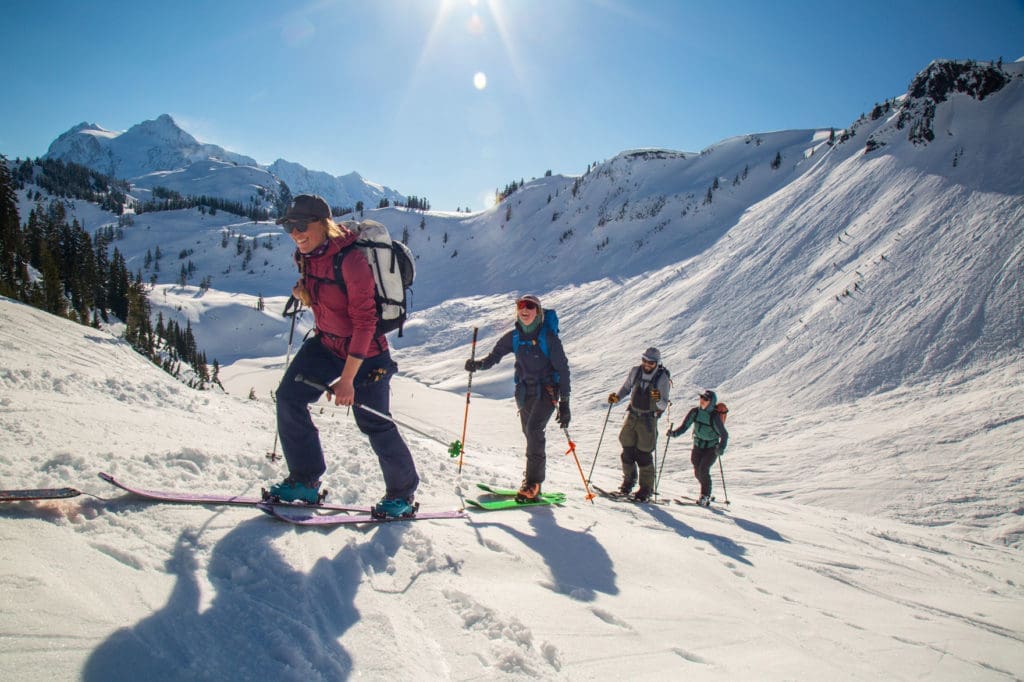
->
[[1, 296, 1022, 681]]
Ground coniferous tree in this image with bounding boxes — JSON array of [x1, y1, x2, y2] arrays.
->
[[108, 248, 130, 321], [92, 230, 111, 321], [0, 155, 22, 297], [37, 243, 66, 316]]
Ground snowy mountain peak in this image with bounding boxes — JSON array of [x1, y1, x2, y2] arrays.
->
[[65, 121, 111, 136], [45, 113, 255, 179], [130, 113, 196, 143], [43, 115, 406, 212]]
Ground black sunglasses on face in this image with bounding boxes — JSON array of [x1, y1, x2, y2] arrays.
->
[[517, 300, 537, 310], [282, 218, 323, 234], [281, 222, 310, 234]]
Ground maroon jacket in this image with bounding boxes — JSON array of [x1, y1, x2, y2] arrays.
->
[[297, 233, 387, 360]]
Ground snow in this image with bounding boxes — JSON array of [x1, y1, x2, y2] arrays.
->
[[1, 297, 1021, 680], [2, 60, 1022, 679]]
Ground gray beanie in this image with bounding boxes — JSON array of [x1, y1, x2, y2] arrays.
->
[[641, 347, 661, 363]]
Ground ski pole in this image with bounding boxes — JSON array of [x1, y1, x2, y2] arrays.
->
[[563, 428, 596, 503], [454, 327, 479, 472], [267, 295, 303, 462], [292, 374, 459, 451], [717, 455, 731, 505], [654, 402, 672, 501], [585, 403, 613, 484]]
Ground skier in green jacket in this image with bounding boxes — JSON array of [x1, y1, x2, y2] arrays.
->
[[669, 390, 728, 506]]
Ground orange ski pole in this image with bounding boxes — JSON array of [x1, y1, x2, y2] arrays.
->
[[455, 327, 479, 473], [563, 428, 596, 503]]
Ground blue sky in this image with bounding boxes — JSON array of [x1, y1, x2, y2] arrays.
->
[[2, 0, 1022, 211]]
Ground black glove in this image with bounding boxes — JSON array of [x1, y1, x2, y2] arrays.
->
[[465, 359, 483, 372], [717, 446, 726, 457], [668, 428, 681, 438], [607, 392, 619, 404], [557, 400, 571, 428]]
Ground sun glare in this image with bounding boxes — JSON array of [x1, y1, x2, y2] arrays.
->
[[473, 72, 488, 90]]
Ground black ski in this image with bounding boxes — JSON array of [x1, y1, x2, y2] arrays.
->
[[591, 485, 667, 505], [0, 487, 81, 502], [674, 495, 730, 510]]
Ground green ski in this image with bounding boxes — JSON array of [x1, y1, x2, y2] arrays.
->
[[467, 483, 566, 511], [475, 483, 566, 497]]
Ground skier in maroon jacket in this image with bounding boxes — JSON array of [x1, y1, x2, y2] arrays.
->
[[268, 195, 418, 519]]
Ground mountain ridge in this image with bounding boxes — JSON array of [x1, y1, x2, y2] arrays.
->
[[44, 113, 406, 211]]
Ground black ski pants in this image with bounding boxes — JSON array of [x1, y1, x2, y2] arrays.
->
[[691, 446, 719, 497], [518, 389, 556, 485]]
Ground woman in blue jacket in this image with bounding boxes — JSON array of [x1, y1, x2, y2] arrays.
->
[[465, 295, 571, 502]]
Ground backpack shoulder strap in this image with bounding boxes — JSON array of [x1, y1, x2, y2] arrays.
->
[[331, 243, 358, 292], [537, 327, 550, 358]]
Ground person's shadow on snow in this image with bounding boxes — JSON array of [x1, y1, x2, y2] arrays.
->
[[473, 508, 618, 601], [82, 517, 409, 682], [640, 503, 754, 566]]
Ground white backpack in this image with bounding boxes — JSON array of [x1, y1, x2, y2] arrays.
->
[[335, 219, 415, 336]]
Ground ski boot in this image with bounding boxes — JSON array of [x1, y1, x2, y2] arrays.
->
[[515, 481, 541, 503], [371, 496, 418, 520], [265, 477, 322, 504], [632, 487, 652, 503]]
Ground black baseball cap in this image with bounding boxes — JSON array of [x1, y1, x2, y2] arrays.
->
[[276, 194, 331, 226]]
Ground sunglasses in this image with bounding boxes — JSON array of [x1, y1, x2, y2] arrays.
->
[[281, 219, 322, 234], [517, 300, 537, 310]]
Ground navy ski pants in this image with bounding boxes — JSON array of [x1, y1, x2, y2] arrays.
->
[[517, 386, 556, 485], [276, 337, 419, 500]]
